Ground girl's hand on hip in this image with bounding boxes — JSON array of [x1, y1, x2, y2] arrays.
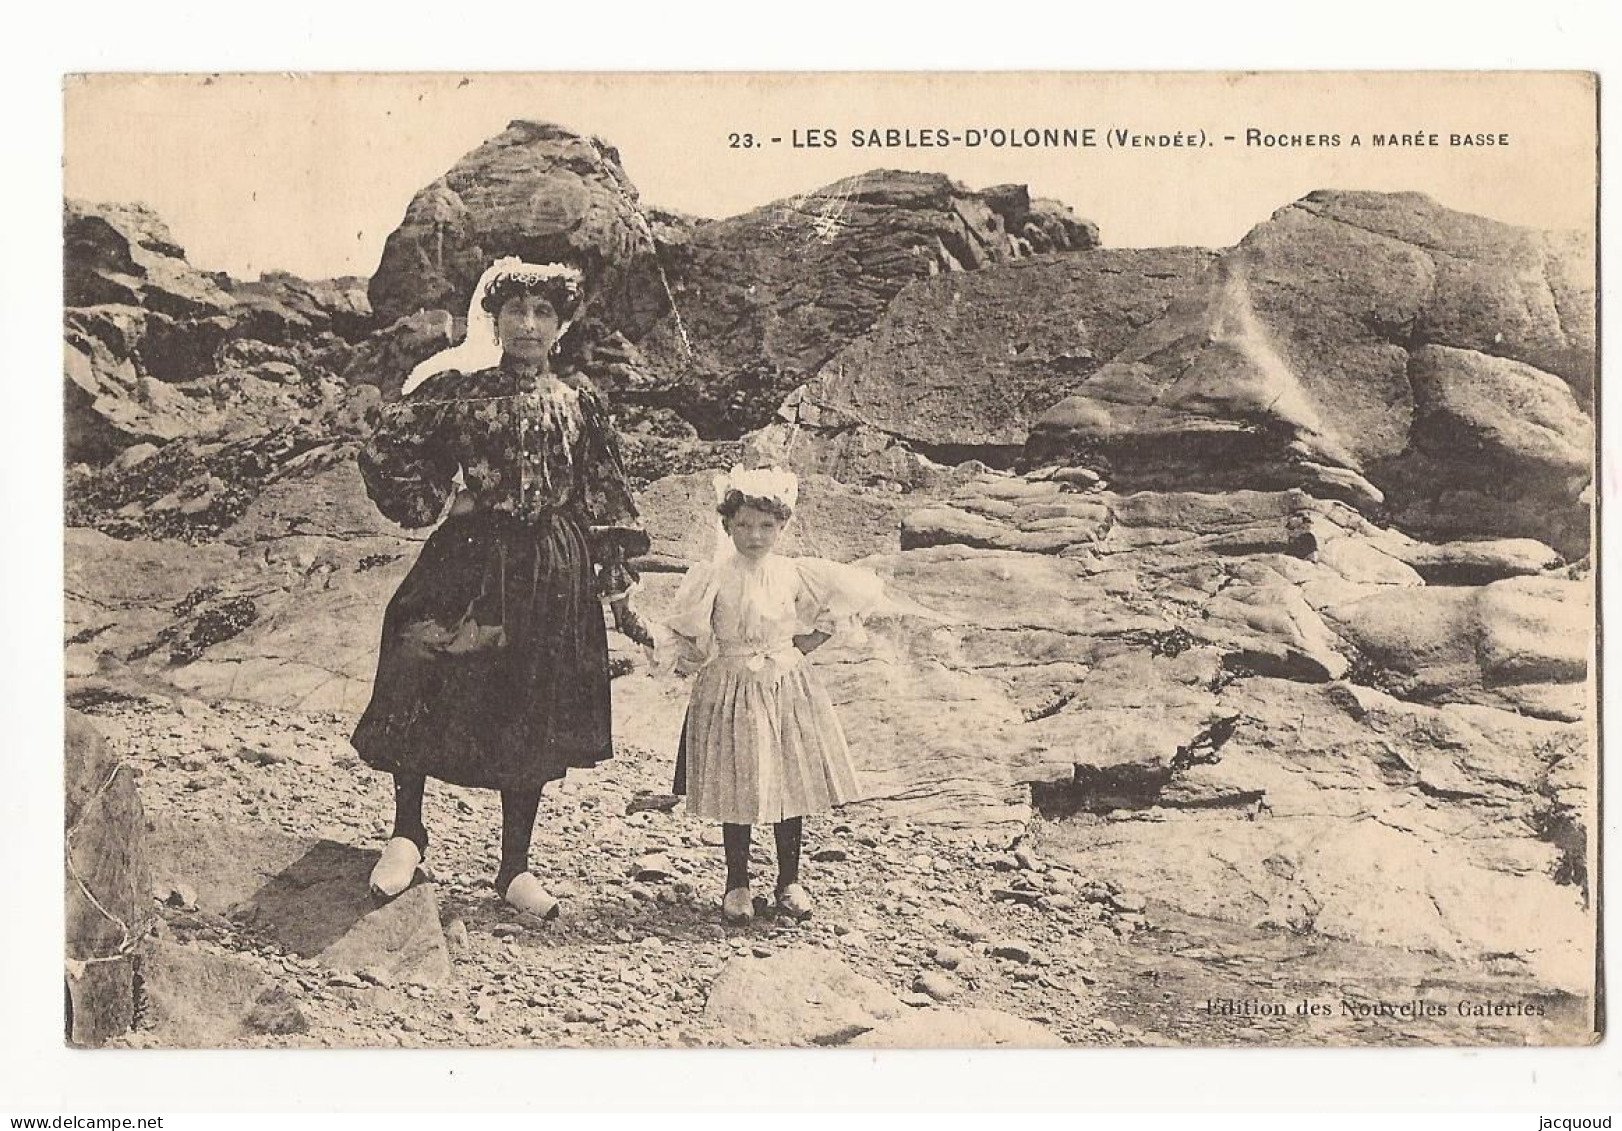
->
[[793, 630, 831, 655]]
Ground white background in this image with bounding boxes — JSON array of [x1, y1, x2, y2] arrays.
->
[[2, 0, 1618, 1117]]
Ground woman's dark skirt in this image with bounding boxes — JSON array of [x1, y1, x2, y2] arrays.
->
[[351, 509, 613, 791]]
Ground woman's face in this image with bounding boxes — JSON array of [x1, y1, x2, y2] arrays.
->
[[496, 294, 561, 364], [725, 505, 785, 561]]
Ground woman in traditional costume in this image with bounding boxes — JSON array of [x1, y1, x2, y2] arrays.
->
[[352, 257, 651, 919]]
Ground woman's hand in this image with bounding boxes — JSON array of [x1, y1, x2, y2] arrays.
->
[[448, 486, 480, 517], [793, 630, 832, 655]]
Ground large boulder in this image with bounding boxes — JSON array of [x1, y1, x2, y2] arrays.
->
[[1383, 345, 1593, 551], [1025, 191, 1595, 556], [634, 170, 1101, 434], [368, 120, 669, 338], [65, 709, 153, 1047]]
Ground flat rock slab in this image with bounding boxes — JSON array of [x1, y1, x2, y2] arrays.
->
[[1322, 577, 1590, 720], [702, 946, 906, 1046], [147, 817, 451, 986], [232, 842, 452, 987], [1392, 538, 1565, 585], [137, 937, 279, 1047]]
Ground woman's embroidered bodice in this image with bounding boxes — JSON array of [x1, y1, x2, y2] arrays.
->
[[357, 363, 649, 563]]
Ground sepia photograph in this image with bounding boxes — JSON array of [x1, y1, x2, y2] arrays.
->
[[58, 71, 1599, 1056]]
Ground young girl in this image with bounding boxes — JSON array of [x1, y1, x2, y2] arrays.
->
[[659, 467, 888, 923]]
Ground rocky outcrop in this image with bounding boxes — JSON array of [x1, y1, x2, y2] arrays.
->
[[66, 423, 379, 543], [65, 709, 152, 1047], [626, 468, 1592, 992], [62, 166, 1598, 1040], [363, 130, 1110, 453], [62, 200, 401, 539], [223, 272, 372, 344], [1037, 676, 1594, 994], [62, 459, 1596, 1030], [780, 248, 1216, 463], [634, 170, 1101, 434], [67, 459, 926, 711], [76, 471, 422, 713], [64, 201, 379, 467], [1025, 191, 1595, 556], [65, 200, 235, 320]]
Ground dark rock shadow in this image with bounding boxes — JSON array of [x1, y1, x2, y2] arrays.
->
[[232, 839, 406, 957]]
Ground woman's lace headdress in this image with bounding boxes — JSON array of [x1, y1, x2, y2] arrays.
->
[[400, 257, 586, 396]]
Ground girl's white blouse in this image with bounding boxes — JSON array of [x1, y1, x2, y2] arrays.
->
[[657, 553, 889, 673]]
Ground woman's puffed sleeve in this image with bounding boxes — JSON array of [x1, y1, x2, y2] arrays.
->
[[651, 562, 719, 675], [357, 373, 459, 529], [793, 558, 890, 639], [574, 382, 652, 596]]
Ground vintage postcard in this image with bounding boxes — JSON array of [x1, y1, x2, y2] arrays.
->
[[61, 71, 1599, 1051]]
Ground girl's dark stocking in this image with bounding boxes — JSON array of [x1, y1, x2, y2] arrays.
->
[[723, 823, 752, 890], [773, 817, 803, 890]]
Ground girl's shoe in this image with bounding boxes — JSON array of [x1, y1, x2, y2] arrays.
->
[[722, 885, 755, 923], [775, 883, 813, 921], [500, 872, 560, 920], [369, 837, 424, 899]]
